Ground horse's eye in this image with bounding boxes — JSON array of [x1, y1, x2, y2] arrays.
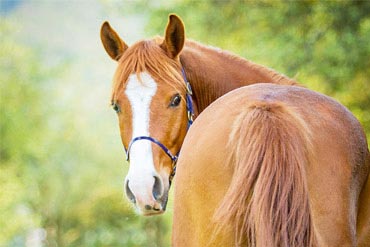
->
[[170, 94, 181, 108], [112, 103, 120, 113]]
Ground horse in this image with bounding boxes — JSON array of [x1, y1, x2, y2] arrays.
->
[[100, 14, 297, 215], [172, 84, 370, 246]]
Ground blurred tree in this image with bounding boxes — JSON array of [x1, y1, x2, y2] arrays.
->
[[1, 19, 48, 245], [0, 18, 170, 247]]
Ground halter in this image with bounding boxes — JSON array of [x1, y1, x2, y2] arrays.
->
[[124, 67, 194, 184]]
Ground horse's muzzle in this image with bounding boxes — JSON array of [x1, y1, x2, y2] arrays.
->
[[124, 175, 169, 215]]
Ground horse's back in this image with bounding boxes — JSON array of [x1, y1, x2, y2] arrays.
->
[[173, 83, 369, 246]]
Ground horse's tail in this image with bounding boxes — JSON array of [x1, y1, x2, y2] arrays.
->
[[213, 101, 316, 247]]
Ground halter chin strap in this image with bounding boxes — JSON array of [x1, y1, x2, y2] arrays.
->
[[124, 67, 194, 184]]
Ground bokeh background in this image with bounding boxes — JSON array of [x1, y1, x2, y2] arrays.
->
[[1, 1, 369, 246]]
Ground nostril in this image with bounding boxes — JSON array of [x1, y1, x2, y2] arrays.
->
[[152, 176, 163, 200], [125, 180, 136, 204]]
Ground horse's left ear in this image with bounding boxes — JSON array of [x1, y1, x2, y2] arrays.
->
[[161, 14, 185, 59]]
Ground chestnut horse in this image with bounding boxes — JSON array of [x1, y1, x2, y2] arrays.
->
[[173, 84, 370, 246], [100, 14, 297, 215]]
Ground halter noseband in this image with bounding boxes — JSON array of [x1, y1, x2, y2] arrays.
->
[[124, 67, 194, 184]]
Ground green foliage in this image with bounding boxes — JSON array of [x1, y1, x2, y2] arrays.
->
[[0, 18, 170, 247], [1, 20, 47, 244]]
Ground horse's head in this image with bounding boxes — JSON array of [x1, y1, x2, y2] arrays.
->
[[100, 15, 193, 215]]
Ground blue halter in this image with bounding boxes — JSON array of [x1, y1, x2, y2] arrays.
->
[[124, 68, 194, 183]]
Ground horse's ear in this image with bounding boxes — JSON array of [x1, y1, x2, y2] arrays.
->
[[161, 14, 185, 59], [100, 21, 128, 61]]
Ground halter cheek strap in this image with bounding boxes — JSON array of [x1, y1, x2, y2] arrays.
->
[[124, 67, 194, 184], [183, 68, 194, 129]]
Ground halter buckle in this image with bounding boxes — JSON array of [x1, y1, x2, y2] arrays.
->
[[186, 81, 193, 95]]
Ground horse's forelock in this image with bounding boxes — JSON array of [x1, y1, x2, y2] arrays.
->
[[111, 39, 186, 102]]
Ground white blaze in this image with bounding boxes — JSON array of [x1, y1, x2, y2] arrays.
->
[[125, 72, 158, 202]]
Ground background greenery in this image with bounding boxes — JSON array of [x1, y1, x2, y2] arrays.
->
[[1, 1, 369, 246]]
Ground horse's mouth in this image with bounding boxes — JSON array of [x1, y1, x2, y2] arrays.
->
[[134, 191, 169, 216], [140, 200, 168, 216], [142, 209, 165, 216]]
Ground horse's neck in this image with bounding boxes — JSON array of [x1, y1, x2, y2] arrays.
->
[[180, 41, 298, 113]]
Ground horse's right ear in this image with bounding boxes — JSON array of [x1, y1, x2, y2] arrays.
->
[[100, 21, 128, 61]]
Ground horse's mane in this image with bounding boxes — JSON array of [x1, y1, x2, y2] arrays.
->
[[111, 37, 186, 102], [183, 40, 298, 86], [111, 37, 297, 106]]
